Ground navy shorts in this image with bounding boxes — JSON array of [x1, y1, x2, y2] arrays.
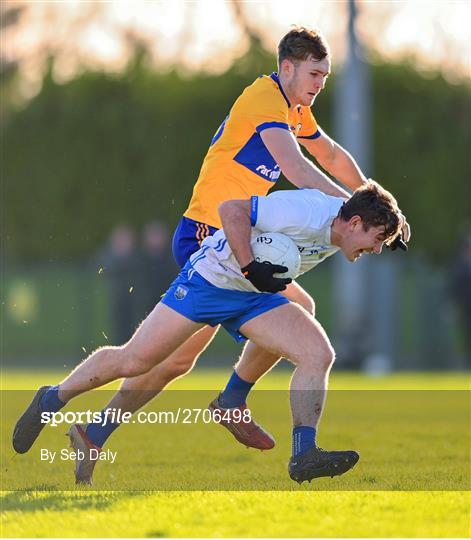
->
[[172, 216, 219, 268], [161, 262, 289, 342]]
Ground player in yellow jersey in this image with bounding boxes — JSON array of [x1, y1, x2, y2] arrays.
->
[[12, 27, 410, 484], [184, 72, 322, 231]]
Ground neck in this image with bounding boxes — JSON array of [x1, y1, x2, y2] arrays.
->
[[277, 71, 297, 110], [330, 218, 344, 248]]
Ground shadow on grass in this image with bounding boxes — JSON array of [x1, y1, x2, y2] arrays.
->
[[0, 489, 142, 514]]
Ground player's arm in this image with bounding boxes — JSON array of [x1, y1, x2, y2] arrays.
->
[[300, 131, 411, 246], [218, 200, 253, 268], [218, 200, 291, 292], [260, 128, 350, 198], [299, 130, 367, 190]]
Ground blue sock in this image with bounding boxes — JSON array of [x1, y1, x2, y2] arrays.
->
[[85, 410, 120, 448], [292, 426, 317, 457], [219, 370, 254, 409], [40, 385, 66, 413]]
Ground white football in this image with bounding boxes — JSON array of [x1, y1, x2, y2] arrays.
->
[[251, 232, 301, 279]]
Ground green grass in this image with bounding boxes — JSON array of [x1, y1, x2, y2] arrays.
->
[[1, 369, 470, 537]]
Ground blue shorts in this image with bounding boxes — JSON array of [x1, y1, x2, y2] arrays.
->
[[161, 263, 290, 342], [172, 216, 219, 268]]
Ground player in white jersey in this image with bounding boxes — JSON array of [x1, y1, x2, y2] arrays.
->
[[14, 181, 404, 484], [193, 189, 342, 295]]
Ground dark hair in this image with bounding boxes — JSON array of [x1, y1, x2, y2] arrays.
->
[[278, 26, 330, 67], [339, 181, 404, 244]]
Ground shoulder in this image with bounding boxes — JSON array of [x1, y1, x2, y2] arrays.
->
[[265, 189, 315, 212], [298, 105, 315, 118], [269, 188, 337, 202], [236, 75, 287, 112], [270, 189, 344, 215], [304, 190, 345, 225], [302, 189, 346, 208]]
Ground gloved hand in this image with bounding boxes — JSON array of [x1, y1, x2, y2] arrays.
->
[[389, 214, 410, 251], [241, 260, 292, 293], [400, 218, 411, 243], [389, 234, 408, 251]]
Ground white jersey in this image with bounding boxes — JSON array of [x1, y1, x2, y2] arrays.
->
[[190, 189, 344, 292]]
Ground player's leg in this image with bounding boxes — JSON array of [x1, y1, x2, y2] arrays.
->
[[81, 281, 315, 452], [82, 216, 222, 447], [240, 303, 332, 426], [58, 304, 203, 400], [221, 281, 315, 398], [68, 283, 314, 459], [75, 325, 218, 455], [68, 324, 219, 484], [211, 281, 316, 449], [239, 303, 359, 482], [81, 281, 315, 451], [12, 303, 204, 454], [103, 325, 218, 412], [230, 341, 278, 386], [207, 340, 280, 450], [217, 280, 315, 409], [282, 280, 316, 316]]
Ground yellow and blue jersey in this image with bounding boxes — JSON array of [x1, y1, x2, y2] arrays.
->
[[184, 72, 320, 229]]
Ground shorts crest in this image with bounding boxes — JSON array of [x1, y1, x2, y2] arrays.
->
[[174, 285, 189, 300]]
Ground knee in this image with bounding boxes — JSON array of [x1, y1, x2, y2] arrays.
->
[[318, 343, 335, 371], [297, 343, 335, 373], [159, 355, 196, 381], [120, 349, 155, 378]]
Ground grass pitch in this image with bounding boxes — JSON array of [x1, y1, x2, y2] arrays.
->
[[1, 369, 470, 538]]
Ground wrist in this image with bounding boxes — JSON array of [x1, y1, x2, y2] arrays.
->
[[241, 260, 256, 276]]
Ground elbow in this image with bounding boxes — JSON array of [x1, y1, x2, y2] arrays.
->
[[218, 200, 232, 221], [218, 200, 241, 226], [219, 199, 251, 228]]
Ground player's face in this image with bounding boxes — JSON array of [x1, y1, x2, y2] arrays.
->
[[342, 218, 388, 262], [290, 56, 331, 107]]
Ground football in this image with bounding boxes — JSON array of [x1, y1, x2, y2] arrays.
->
[[251, 232, 301, 279]]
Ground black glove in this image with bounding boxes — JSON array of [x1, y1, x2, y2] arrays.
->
[[241, 260, 292, 293], [389, 234, 408, 252]]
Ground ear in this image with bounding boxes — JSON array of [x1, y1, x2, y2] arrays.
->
[[349, 215, 362, 230], [280, 58, 294, 76]]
